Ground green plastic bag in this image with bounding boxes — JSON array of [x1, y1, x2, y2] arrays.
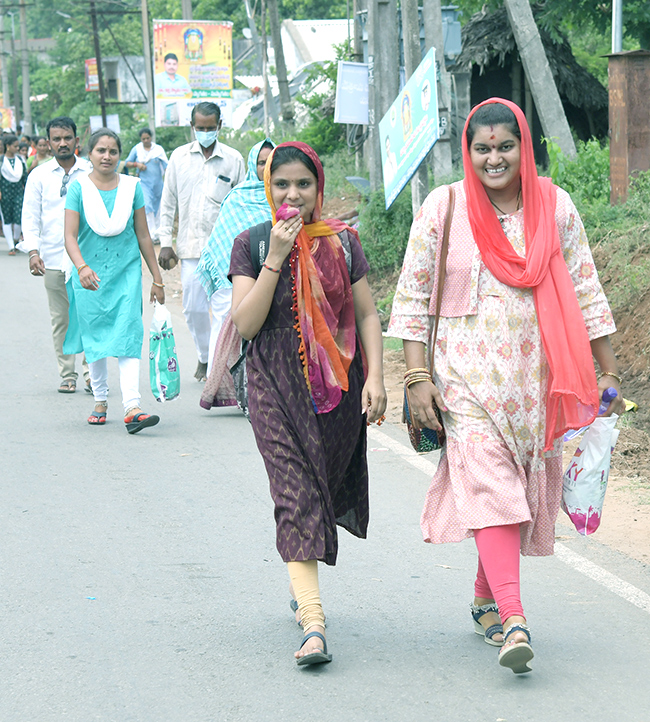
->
[[149, 303, 180, 402]]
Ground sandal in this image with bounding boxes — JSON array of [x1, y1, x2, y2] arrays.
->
[[88, 401, 108, 425], [84, 379, 93, 394], [124, 409, 160, 434], [58, 379, 76, 394], [470, 602, 504, 647], [8, 248, 16, 256], [194, 361, 208, 382], [296, 631, 332, 667], [498, 623, 534, 674]]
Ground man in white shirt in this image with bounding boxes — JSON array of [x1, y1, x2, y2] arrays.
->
[[158, 101, 245, 380], [20, 117, 91, 393]]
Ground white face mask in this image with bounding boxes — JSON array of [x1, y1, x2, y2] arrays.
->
[[194, 129, 218, 148]]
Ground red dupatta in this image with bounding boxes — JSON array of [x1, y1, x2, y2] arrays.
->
[[462, 98, 598, 450], [264, 141, 358, 413]]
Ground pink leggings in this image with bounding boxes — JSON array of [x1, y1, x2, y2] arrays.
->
[[473, 524, 525, 622]]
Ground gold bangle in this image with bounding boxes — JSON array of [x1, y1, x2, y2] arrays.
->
[[404, 367, 429, 377], [77, 263, 87, 272], [598, 371, 622, 385], [152, 281, 165, 288]]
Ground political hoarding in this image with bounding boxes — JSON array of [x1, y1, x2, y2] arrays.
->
[[85, 58, 99, 92], [0, 105, 15, 131], [379, 47, 439, 209], [153, 20, 233, 128]]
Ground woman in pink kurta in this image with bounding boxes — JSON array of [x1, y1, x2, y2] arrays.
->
[[388, 99, 625, 674]]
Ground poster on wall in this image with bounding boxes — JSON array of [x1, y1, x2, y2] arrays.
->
[[378, 47, 440, 209], [0, 105, 15, 131], [153, 19, 233, 128]]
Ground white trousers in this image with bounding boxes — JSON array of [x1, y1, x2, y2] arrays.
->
[[89, 356, 141, 413], [3, 222, 21, 249], [146, 209, 161, 240], [180, 258, 232, 368]]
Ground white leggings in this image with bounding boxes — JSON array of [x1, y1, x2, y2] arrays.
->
[[3, 222, 21, 249], [89, 356, 141, 413]]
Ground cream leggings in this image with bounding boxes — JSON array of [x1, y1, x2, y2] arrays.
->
[[287, 560, 326, 632]]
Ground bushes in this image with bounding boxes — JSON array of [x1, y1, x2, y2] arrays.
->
[[357, 187, 414, 276]]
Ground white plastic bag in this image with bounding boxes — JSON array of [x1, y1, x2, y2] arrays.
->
[[149, 303, 180, 402], [562, 414, 619, 535]]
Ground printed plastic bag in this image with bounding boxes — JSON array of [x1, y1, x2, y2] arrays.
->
[[562, 414, 620, 535], [149, 303, 180, 402]]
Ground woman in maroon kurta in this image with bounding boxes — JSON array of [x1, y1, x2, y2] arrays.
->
[[230, 142, 386, 666]]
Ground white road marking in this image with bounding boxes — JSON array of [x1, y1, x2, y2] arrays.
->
[[368, 426, 650, 615]]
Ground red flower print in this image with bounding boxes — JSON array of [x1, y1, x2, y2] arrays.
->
[[503, 398, 520, 415], [579, 263, 593, 278], [416, 268, 431, 286], [497, 343, 513, 360], [455, 341, 469, 356], [520, 339, 535, 357]]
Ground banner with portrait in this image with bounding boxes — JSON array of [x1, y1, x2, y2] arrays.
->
[[153, 20, 233, 128], [378, 47, 440, 209]]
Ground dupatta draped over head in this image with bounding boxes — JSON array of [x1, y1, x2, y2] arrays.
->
[[263, 141, 358, 414], [462, 97, 598, 450], [196, 138, 275, 297]]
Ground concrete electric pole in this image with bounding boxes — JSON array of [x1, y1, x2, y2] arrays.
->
[[367, 0, 399, 192], [181, 0, 192, 21], [0, 15, 11, 112], [402, 0, 428, 213], [266, 0, 294, 123], [18, 0, 31, 134], [423, 0, 453, 181], [141, 0, 156, 138], [504, 0, 576, 158]]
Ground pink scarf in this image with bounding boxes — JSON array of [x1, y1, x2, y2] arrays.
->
[[462, 98, 598, 450]]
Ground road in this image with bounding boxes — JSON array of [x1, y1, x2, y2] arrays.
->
[[1, 251, 650, 722]]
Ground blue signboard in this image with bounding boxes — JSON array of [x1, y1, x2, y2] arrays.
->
[[379, 47, 439, 209], [334, 61, 369, 125]]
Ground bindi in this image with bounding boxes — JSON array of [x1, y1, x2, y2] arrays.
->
[[490, 135, 495, 139]]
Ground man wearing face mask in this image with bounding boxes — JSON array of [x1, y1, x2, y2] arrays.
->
[[158, 102, 245, 381]]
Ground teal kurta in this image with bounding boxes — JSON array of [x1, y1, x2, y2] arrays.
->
[[63, 178, 146, 363]]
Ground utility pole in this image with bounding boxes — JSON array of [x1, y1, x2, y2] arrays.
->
[[503, 0, 576, 158], [402, 0, 427, 213], [181, 0, 192, 20], [423, 0, 453, 181], [260, 0, 281, 134], [612, 0, 623, 53], [141, 0, 155, 137], [89, 0, 107, 127], [8, 11, 19, 128], [0, 15, 11, 111], [266, 0, 294, 123], [18, 0, 31, 134], [243, 0, 263, 74], [367, 0, 399, 191]]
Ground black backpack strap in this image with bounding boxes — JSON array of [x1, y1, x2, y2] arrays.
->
[[248, 220, 273, 275], [248, 220, 353, 278]]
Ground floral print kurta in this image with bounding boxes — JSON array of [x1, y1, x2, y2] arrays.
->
[[388, 181, 616, 555]]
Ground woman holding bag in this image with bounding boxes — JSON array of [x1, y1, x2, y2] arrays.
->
[[230, 142, 386, 667], [388, 99, 624, 673], [64, 128, 165, 433]]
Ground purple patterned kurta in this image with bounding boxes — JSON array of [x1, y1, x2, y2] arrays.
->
[[229, 229, 370, 566]]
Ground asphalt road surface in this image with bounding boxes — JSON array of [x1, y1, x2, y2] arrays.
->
[[2, 251, 650, 722]]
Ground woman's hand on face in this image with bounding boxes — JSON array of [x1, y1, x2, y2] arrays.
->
[[361, 377, 387, 423], [597, 375, 626, 416], [407, 379, 446, 430], [150, 284, 165, 304], [79, 266, 100, 291], [267, 216, 302, 266]]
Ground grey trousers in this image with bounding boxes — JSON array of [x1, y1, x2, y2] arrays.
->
[[43, 269, 88, 382]]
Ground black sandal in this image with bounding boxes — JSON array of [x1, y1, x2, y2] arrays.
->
[[296, 631, 332, 667], [470, 602, 504, 647]]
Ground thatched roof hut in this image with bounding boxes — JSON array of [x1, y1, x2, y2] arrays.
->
[[452, 4, 608, 158]]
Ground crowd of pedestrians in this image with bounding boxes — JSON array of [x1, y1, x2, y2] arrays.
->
[[12, 97, 624, 674]]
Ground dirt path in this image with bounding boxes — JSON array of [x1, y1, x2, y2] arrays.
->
[[383, 347, 650, 566]]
